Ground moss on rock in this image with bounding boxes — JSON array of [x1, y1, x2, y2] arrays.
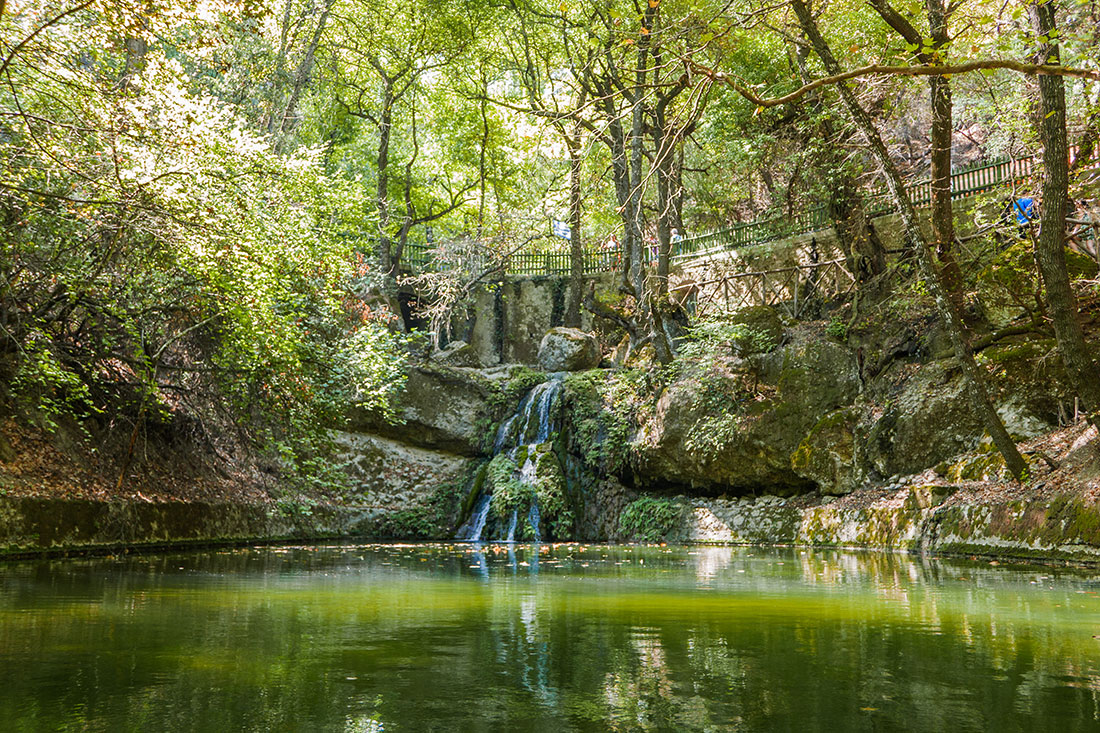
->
[[790, 407, 865, 495]]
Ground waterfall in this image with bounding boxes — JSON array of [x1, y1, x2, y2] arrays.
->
[[504, 510, 518, 542], [456, 373, 564, 542], [494, 377, 563, 451], [455, 494, 491, 541]]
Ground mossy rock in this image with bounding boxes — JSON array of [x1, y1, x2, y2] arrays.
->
[[867, 347, 1060, 477], [725, 305, 785, 356], [347, 364, 496, 455], [790, 407, 865, 495], [431, 340, 483, 368], [1066, 248, 1100, 280], [618, 495, 686, 542], [979, 337, 1070, 432], [633, 340, 857, 494]]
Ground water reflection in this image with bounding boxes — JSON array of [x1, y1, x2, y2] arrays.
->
[[1, 544, 1099, 731]]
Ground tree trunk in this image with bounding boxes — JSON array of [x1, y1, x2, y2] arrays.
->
[[829, 174, 886, 291], [564, 130, 585, 328], [278, 0, 334, 144], [1030, 0, 1100, 437], [793, 41, 886, 294], [119, 36, 147, 89], [653, 121, 675, 300], [925, 0, 965, 309], [477, 69, 490, 239], [671, 146, 686, 235], [605, 114, 644, 298], [1071, 107, 1099, 176], [791, 0, 1028, 479], [376, 79, 395, 275]]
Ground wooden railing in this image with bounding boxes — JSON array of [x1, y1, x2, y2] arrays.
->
[[672, 258, 857, 319], [401, 147, 1098, 277]]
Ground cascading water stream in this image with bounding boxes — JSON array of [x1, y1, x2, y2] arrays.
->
[[455, 494, 491, 541], [456, 373, 564, 542]]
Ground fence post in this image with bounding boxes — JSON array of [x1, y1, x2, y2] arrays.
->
[[793, 269, 800, 316]]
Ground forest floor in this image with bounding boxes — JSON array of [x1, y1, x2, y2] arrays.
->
[[0, 416, 274, 505], [821, 420, 1100, 515]]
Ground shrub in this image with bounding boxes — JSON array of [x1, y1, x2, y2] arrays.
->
[[618, 496, 685, 542]]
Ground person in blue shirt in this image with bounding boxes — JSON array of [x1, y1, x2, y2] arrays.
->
[[1010, 197, 1037, 225]]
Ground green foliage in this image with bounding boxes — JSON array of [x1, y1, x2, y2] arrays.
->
[[825, 318, 849, 342], [533, 450, 574, 539], [487, 453, 536, 521], [563, 369, 645, 473], [680, 366, 772, 461], [488, 367, 549, 411], [673, 311, 780, 383], [686, 319, 777, 358], [684, 412, 749, 460], [273, 496, 318, 520], [478, 448, 574, 540], [618, 496, 685, 543], [0, 6, 407, 490], [10, 334, 98, 432]]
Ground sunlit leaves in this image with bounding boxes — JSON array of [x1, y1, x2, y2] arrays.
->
[[0, 0, 405, 483]]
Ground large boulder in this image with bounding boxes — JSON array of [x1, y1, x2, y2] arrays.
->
[[537, 327, 601, 371], [633, 340, 860, 493], [347, 364, 497, 455], [790, 407, 866, 495], [867, 343, 1066, 477]]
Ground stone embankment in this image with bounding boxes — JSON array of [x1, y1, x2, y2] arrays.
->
[[671, 456, 1100, 564], [0, 496, 370, 558]]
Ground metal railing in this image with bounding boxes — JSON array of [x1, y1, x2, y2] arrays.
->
[[401, 147, 1097, 277]]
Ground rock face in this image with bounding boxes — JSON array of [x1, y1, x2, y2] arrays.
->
[[461, 273, 619, 367], [866, 342, 1065, 478], [790, 408, 865, 495], [333, 432, 470, 510], [633, 340, 860, 493], [537, 327, 601, 372], [348, 364, 497, 455]]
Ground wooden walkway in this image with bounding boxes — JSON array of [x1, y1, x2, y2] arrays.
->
[[402, 146, 1099, 278]]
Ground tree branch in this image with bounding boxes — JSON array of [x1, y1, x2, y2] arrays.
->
[[0, 1, 95, 79], [690, 58, 1100, 109]]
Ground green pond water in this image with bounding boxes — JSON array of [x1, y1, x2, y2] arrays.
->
[[2, 543, 1100, 732]]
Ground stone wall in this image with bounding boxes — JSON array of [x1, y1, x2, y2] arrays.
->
[[461, 273, 619, 367], [0, 496, 375, 557], [671, 487, 1100, 564]]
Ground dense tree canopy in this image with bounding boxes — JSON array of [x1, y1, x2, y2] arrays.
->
[[3, 0, 1099, 484]]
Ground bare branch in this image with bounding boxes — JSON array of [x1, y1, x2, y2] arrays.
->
[[691, 58, 1100, 109], [0, 1, 95, 79]]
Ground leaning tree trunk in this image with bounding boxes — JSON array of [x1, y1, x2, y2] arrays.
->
[[375, 80, 395, 276], [1030, 0, 1100, 437], [925, 0, 965, 310], [791, 0, 1028, 479], [793, 42, 886, 296]]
